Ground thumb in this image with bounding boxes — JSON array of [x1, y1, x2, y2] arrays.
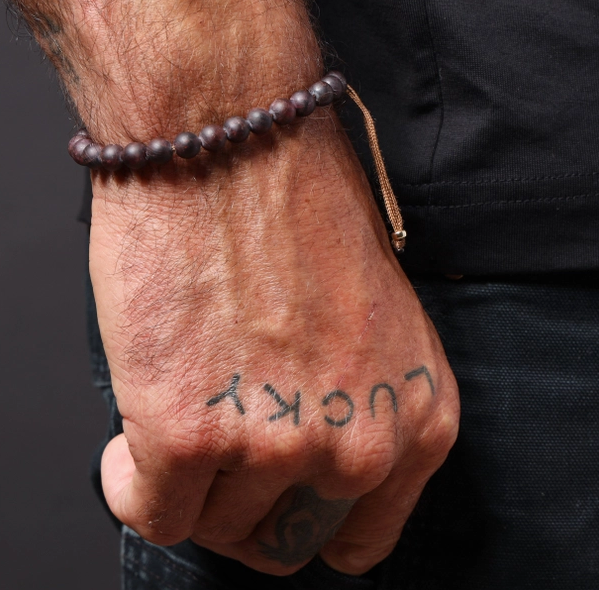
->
[[101, 433, 136, 524], [101, 432, 217, 546]]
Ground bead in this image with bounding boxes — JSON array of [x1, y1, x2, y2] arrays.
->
[[67, 130, 89, 155], [309, 80, 334, 106], [174, 132, 201, 159], [322, 74, 345, 99], [122, 142, 147, 170], [199, 125, 227, 152], [223, 116, 251, 143], [67, 74, 352, 171], [247, 108, 273, 135], [101, 145, 123, 171], [69, 137, 93, 165], [147, 138, 173, 164], [290, 90, 316, 117], [325, 71, 347, 95], [269, 98, 296, 125], [70, 129, 89, 145], [82, 143, 103, 169]]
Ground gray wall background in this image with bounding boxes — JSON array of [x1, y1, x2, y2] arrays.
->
[[0, 10, 120, 589]]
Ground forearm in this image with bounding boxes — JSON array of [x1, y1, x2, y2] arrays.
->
[[13, 0, 323, 142], [12, 0, 357, 245]]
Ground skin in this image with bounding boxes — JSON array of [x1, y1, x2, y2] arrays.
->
[[15, 0, 460, 577]]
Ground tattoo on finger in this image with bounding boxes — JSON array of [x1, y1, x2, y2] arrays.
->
[[259, 486, 354, 566]]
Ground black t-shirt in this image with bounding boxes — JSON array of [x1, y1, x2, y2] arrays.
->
[[318, 0, 599, 273], [82, 0, 599, 274]]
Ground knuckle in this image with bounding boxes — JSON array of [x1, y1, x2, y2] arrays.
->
[[406, 363, 460, 460], [416, 399, 460, 462], [335, 425, 397, 494], [431, 373, 461, 453], [438, 399, 461, 449], [157, 424, 228, 469], [250, 428, 314, 474]]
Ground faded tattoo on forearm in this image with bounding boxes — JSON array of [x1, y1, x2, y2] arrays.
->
[[11, 3, 80, 88]]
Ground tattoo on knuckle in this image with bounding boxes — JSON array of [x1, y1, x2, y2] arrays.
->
[[205, 365, 435, 428]]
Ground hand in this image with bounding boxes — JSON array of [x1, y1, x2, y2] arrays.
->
[[94, 117, 459, 576]]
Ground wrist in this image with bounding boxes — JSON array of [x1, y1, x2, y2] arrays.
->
[[89, 112, 365, 219]]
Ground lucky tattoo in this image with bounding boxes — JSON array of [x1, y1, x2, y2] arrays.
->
[[206, 367, 434, 424]]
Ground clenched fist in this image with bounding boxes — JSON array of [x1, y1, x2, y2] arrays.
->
[[94, 114, 459, 576]]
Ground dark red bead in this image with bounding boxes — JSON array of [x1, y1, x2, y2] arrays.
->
[[199, 125, 227, 152], [82, 143, 103, 169], [174, 132, 201, 159], [290, 90, 316, 117], [67, 130, 89, 156], [309, 81, 334, 106], [325, 71, 347, 95], [122, 142, 147, 170], [322, 74, 345, 99], [247, 108, 273, 135], [101, 145, 123, 171], [223, 116, 251, 143], [147, 138, 173, 164], [69, 137, 93, 165], [269, 98, 297, 125]]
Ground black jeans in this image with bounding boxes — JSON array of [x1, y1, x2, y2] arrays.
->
[[89, 272, 599, 590]]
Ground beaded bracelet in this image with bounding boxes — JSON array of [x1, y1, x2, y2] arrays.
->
[[68, 71, 407, 252], [68, 71, 347, 171]]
